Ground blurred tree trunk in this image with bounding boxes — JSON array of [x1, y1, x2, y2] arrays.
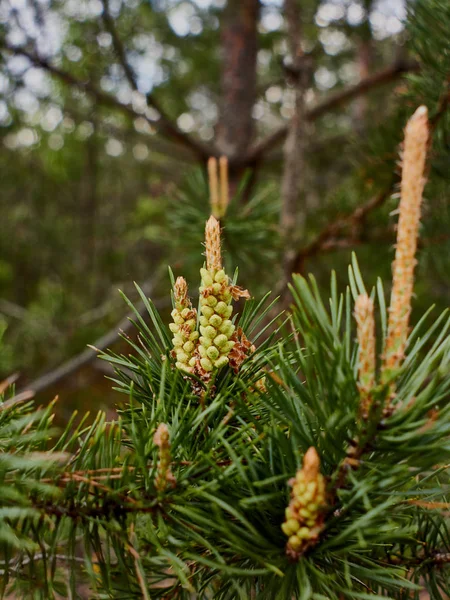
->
[[217, 0, 260, 189], [280, 0, 312, 285]]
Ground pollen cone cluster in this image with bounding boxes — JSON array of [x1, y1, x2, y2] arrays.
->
[[196, 217, 247, 375], [170, 216, 250, 383], [282, 447, 326, 559], [153, 423, 176, 492], [169, 277, 199, 373]]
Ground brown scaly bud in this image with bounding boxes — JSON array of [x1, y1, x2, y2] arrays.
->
[[153, 423, 176, 492], [205, 215, 222, 273], [170, 277, 198, 373], [228, 327, 255, 374], [282, 447, 327, 560], [354, 295, 376, 418], [383, 106, 429, 387], [174, 276, 189, 310]]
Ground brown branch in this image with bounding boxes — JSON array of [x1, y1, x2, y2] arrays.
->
[[18, 278, 170, 397], [1, 43, 211, 161], [245, 60, 419, 165], [290, 181, 395, 274], [279, 0, 312, 290], [99, 0, 208, 159]]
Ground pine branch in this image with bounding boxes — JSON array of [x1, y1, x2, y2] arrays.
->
[[1, 43, 211, 161], [245, 60, 418, 165], [99, 0, 206, 160]]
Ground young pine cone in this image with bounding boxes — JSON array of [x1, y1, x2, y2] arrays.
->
[[282, 447, 327, 558]]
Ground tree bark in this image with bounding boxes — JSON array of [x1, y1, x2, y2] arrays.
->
[[280, 0, 311, 284], [217, 0, 260, 167]]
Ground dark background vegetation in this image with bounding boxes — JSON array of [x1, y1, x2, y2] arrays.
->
[[0, 0, 449, 420]]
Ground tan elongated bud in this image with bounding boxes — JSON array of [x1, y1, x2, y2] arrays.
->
[[354, 295, 376, 417], [383, 106, 429, 384], [208, 158, 221, 219], [153, 423, 176, 492], [170, 277, 198, 373], [205, 215, 222, 272], [219, 156, 229, 218], [282, 447, 327, 560]]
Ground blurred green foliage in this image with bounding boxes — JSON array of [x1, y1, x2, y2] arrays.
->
[[0, 0, 448, 401]]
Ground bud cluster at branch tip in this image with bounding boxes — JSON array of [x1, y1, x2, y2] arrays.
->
[[383, 105, 429, 385], [169, 277, 199, 373], [170, 216, 250, 385], [196, 217, 249, 375], [153, 423, 176, 492], [282, 447, 326, 559], [354, 294, 376, 417]]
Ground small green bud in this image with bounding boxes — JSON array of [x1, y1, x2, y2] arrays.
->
[[288, 535, 302, 551], [297, 527, 310, 539], [219, 319, 232, 332], [201, 305, 214, 318], [189, 357, 197, 367], [170, 309, 178, 320], [177, 352, 189, 364], [172, 335, 183, 348], [222, 341, 235, 353], [199, 316, 209, 327], [214, 269, 226, 283], [181, 307, 190, 318], [173, 315, 184, 325], [185, 318, 196, 329], [212, 283, 222, 294], [200, 297, 209, 306], [223, 290, 232, 303], [198, 345, 207, 358], [215, 301, 228, 315], [200, 268, 214, 287], [214, 334, 228, 348], [183, 341, 195, 353], [281, 522, 293, 536], [206, 346, 219, 360], [286, 519, 299, 533], [206, 295, 218, 307], [214, 356, 229, 369], [205, 325, 216, 339], [209, 314, 222, 328], [224, 305, 233, 318], [199, 336, 212, 348], [189, 331, 199, 341], [176, 361, 191, 371], [169, 323, 179, 333], [200, 357, 213, 372]]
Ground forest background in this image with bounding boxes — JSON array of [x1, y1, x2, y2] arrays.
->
[[0, 0, 449, 421]]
